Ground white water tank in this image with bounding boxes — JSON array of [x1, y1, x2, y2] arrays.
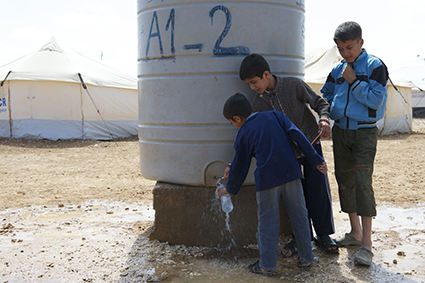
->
[[137, 0, 305, 186]]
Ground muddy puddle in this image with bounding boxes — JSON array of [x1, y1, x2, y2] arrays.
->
[[0, 201, 424, 282]]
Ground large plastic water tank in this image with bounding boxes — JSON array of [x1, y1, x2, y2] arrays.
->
[[137, 0, 305, 186]]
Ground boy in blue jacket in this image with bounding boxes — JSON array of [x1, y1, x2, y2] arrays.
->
[[321, 21, 389, 266], [216, 93, 327, 276]]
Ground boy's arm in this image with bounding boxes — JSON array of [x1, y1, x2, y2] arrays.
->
[[296, 78, 330, 120], [321, 72, 336, 104], [296, 80, 331, 138], [279, 113, 324, 167], [287, 128, 324, 167], [226, 138, 252, 195], [349, 63, 388, 109]]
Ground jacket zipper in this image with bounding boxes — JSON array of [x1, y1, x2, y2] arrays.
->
[[343, 62, 354, 129], [344, 88, 350, 129]]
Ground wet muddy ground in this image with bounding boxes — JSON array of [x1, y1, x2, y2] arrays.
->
[[1, 119, 425, 282], [0, 201, 424, 282]]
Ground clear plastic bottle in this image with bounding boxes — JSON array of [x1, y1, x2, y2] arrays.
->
[[217, 178, 233, 213]]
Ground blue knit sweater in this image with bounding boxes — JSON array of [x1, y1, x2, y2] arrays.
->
[[226, 111, 324, 195]]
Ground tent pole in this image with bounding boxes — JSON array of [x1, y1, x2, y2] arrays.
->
[[0, 71, 11, 87], [0, 71, 12, 138], [78, 73, 118, 146]]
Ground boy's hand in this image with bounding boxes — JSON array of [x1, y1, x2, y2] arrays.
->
[[216, 185, 229, 199], [342, 64, 356, 84], [316, 162, 328, 174], [318, 122, 331, 139]]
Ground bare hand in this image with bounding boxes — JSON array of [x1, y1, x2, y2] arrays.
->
[[216, 185, 229, 199], [316, 162, 328, 174], [318, 122, 331, 139], [342, 64, 356, 84]]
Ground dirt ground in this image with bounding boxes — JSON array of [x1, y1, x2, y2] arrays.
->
[[0, 119, 424, 282]]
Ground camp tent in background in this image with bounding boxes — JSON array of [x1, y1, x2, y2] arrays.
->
[[305, 45, 413, 136], [391, 65, 425, 118], [0, 38, 138, 140]]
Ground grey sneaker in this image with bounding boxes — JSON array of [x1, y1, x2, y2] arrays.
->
[[354, 247, 373, 266]]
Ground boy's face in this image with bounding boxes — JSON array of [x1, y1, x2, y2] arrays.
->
[[336, 39, 364, 63], [243, 71, 270, 94]]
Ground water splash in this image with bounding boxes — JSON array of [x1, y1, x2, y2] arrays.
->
[[198, 190, 238, 253], [224, 212, 231, 233]]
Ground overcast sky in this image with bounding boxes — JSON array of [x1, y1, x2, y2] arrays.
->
[[305, 0, 425, 71], [1, 0, 424, 78], [0, 0, 137, 75]]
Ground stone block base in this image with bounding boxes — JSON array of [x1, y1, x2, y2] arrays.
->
[[149, 182, 292, 247]]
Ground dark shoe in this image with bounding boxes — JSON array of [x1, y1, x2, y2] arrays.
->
[[313, 235, 339, 253], [247, 260, 275, 276], [280, 238, 298, 258], [297, 256, 313, 267], [354, 247, 373, 266]]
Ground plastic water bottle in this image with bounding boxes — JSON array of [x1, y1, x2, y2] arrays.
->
[[220, 192, 234, 213], [217, 182, 233, 213]]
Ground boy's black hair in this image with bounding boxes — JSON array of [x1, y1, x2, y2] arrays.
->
[[333, 21, 362, 43], [239, 53, 270, 81], [223, 93, 252, 120]]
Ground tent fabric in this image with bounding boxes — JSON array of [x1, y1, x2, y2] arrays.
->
[[0, 38, 136, 90], [412, 90, 425, 109], [0, 38, 138, 140], [305, 46, 344, 84], [305, 46, 413, 136], [392, 65, 425, 114], [391, 65, 425, 91]]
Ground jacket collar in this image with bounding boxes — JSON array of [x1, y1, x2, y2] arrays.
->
[[341, 48, 367, 65], [261, 75, 281, 98]]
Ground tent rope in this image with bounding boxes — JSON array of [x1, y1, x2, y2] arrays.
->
[[388, 76, 409, 104], [78, 73, 118, 146], [388, 75, 425, 129]]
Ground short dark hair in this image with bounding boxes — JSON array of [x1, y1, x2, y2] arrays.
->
[[223, 93, 252, 120], [333, 21, 362, 43], [239, 53, 270, 81]]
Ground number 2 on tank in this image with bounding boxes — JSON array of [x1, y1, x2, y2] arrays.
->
[[209, 5, 249, 56]]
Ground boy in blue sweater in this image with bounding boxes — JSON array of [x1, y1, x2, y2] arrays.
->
[[216, 93, 327, 276]]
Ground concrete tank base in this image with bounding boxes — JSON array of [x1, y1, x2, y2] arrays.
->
[[149, 182, 293, 247]]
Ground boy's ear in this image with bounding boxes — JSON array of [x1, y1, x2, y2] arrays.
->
[[232, 116, 242, 122], [262, 70, 270, 80]]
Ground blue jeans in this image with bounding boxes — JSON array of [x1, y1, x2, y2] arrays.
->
[[256, 179, 313, 271]]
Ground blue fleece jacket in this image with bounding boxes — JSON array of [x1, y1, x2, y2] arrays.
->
[[226, 111, 324, 195], [321, 49, 389, 130]]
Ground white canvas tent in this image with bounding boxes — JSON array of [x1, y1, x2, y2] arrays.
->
[[305, 46, 413, 135], [0, 38, 138, 140], [391, 65, 425, 117]]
